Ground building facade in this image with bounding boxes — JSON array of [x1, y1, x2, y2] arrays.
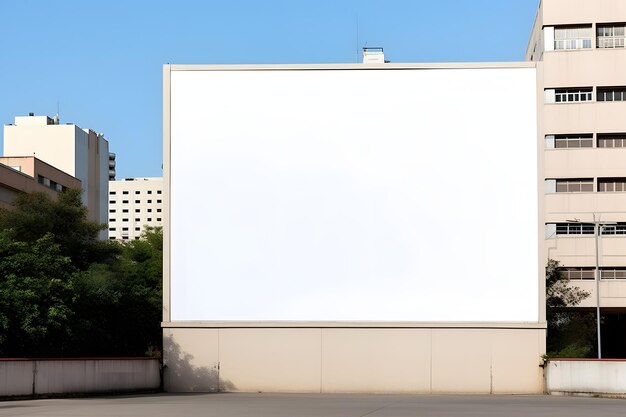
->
[[0, 156, 81, 208], [527, 0, 626, 357], [108, 177, 163, 241], [3, 114, 113, 232]]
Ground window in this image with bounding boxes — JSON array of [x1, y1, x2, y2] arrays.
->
[[110, 218, 116, 222], [122, 227, 129, 231], [135, 200, 140, 203], [123, 191, 129, 195], [597, 87, 626, 102], [109, 227, 116, 231], [147, 209, 152, 213], [556, 223, 595, 235], [135, 191, 140, 194], [601, 223, 626, 235], [135, 218, 140, 222], [147, 200, 152, 203], [157, 218, 162, 222], [123, 236, 129, 240], [598, 178, 626, 192], [109, 237, 116, 240], [554, 134, 593, 149], [135, 227, 141, 231], [556, 179, 594, 192], [157, 209, 162, 213], [554, 88, 593, 103], [598, 134, 626, 148], [135, 209, 141, 213], [135, 237, 140, 240], [110, 200, 116, 204], [157, 190, 162, 194], [122, 218, 129, 222], [122, 209, 129, 213], [147, 218, 152, 221], [109, 209, 116, 213], [122, 200, 129, 204], [563, 267, 595, 280], [554, 25, 592, 50], [157, 199, 162, 204], [597, 24, 626, 48], [148, 191, 152, 195], [601, 268, 626, 279], [109, 191, 116, 195]]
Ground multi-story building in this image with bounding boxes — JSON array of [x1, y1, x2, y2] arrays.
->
[[527, 0, 626, 357], [3, 114, 114, 234], [0, 156, 81, 208], [108, 177, 163, 241]]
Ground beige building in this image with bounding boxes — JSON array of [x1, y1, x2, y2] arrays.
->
[[527, 0, 626, 357], [0, 156, 81, 208], [108, 177, 163, 241], [3, 114, 113, 233]]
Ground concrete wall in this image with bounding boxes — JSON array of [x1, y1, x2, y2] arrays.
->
[[163, 326, 546, 394], [546, 359, 626, 397], [0, 358, 160, 398]]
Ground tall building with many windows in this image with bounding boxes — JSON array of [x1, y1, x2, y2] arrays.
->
[[108, 177, 163, 241], [527, 0, 626, 357], [3, 114, 113, 234]]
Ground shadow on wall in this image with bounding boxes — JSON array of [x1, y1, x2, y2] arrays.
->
[[163, 334, 235, 392]]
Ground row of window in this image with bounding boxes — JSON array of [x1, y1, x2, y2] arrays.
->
[[547, 134, 626, 149], [110, 208, 161, 213], [109, 190, 162, 195], [109, 227, 142, 232], [110, 218, 162, 222], [563, 267, 626, 280], [551, 223, 626, 236], [110, 199, 162, 204], [37, 175, 66, 193], [552, 23, 626, 50], [548, 178, 626, 193], [109, 236, 141, 241], [548, 87, 626, 103]]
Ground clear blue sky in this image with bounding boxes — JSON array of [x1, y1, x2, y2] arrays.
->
[[0, 0, 538, 179]]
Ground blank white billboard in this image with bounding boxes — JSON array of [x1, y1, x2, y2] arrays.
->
[[168, 65, 538, 322]]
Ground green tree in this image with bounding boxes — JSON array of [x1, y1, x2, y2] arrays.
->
[[0, 190, 117, 269], [546, 259, 595, 357], [0, 232, 76, 356], [0, 191, 162, 357], [72, 227, 163, 356]]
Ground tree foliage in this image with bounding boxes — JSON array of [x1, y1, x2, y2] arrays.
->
[[0, 191, 162, 357], [545, 259, 595, 358]]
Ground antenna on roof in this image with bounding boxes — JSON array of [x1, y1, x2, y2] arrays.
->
[[54, 100, 60, 124]]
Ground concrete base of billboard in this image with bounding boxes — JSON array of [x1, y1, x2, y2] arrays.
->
[[162, 325, 545, 394]]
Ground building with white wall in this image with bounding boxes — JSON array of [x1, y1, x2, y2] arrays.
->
[[108, 177, 163, 241], [3, 114, 113, 233], [527, 0, 626, 357]]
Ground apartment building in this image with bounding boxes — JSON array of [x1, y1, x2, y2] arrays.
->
[[527, 0, 626, 357], [108, 177, 163, 241], [0, 156, 81, 208], [3, 114, 114, 235]]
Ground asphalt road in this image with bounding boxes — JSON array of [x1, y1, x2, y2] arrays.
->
[[0, 393, 625, 417]]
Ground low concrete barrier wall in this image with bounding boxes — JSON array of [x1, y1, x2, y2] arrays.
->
[[0, 358, 160, 398], [546, 359, 626, 397]]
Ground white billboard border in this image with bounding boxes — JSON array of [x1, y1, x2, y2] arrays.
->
[[162, 62, 545, 329]]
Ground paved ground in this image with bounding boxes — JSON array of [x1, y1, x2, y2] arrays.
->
[[0, 393, 625, 417]]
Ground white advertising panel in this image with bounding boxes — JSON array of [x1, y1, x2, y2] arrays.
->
[[168, 66, 538, 322]]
